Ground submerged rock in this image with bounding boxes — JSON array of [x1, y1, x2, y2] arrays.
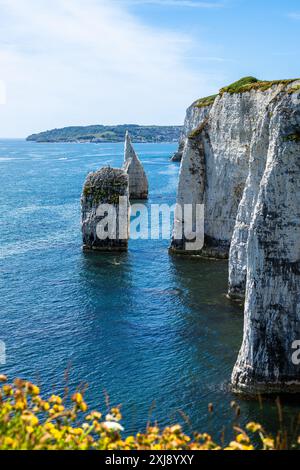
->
[[81, 167, 129, 251], [123, 131, 148, 200]]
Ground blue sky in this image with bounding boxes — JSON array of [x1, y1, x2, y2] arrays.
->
[[0, 0, 299, 137]]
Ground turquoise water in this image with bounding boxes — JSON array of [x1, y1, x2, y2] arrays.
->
[[0, 140, 298, 439]]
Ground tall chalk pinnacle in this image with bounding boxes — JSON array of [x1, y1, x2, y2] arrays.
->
[[123, 131, 148, 200]]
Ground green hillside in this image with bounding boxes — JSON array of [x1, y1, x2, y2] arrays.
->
[[27, 124, 182, 143]]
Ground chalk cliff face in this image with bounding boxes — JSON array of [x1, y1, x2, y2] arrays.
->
[[172, 81, 300, 259], [171, 100, 212, 162], [123, 131, 148, 200], [228, 87, 291, 299], [81, 167, 129, 251], [172, 78, 300, 393], [231, 87, 300, 393], [171, 91, 254, 257]]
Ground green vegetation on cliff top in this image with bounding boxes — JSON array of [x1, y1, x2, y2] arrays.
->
[[194, 94, 218, 108], [193, 76, 300, 109]]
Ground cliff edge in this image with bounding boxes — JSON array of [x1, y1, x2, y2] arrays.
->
[[171, 77, 300, 393]]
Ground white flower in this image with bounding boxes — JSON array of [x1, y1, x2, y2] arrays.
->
[[103, 421, 124, 432]]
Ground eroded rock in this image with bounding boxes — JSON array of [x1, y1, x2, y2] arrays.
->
[[123, 131, 148, 200], [81, 167, 129, 251], [173, 78, 300, 392], [231, 86, 300, 393]]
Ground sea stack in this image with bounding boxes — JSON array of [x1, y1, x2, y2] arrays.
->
[[81, 167, 129, 251], [123, 131, 148, 200], [170, 127, 206, 253]]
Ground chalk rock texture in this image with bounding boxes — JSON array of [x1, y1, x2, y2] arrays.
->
[[171, 100, 212, 162], [170, 130, 206, 253], [172, 82, 300, 260], [171, 93, 252, 257], [228, 86, 288, 299], [231, 86, 300, 393], [81, 167, 129, 251], [172, 79, 300, 392], [123, 131, 148, 200]]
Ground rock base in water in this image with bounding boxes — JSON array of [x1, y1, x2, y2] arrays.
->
[[81, 167, 129, 252]]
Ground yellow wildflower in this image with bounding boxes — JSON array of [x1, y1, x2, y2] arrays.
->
[[49, 395, 62, 405], [236, 433, 250, 444], [27, 383, 40, 395], [4, 437, 14, 447], [26, 426, 35, 435], [42, 402, 50, 411], [263, 437, 275, 449], [72, 392, 83, 405], [246, 422, 262, 433], [2, 385, 13, 396]]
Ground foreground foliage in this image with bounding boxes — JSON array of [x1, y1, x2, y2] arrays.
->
[[0, 376, 299, 450]]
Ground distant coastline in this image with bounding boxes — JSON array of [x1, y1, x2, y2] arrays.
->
[[27, 124, 182, 143]]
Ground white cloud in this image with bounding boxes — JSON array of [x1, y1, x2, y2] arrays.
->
[[0, 0, 220, 137]]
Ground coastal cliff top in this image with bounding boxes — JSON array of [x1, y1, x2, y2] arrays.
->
[[194, 76, 300, 109]]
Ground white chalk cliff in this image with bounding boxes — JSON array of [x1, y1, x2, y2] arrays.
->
[[171, 77, 300, 393], [123, 131, 148, 200], [171, 99, 212, 162]]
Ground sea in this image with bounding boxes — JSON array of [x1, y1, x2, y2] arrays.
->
[[0, 139, 298, 440]]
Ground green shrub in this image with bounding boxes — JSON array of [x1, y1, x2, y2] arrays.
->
[[194, 95, 218, 108]]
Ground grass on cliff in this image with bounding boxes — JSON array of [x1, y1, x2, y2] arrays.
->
[[193, 76, 300, 111], [0, 375, 299, 451], [220, 76, 259, 94], [288, 84, 300, 94], [194, 94, 218, 108], [220, 77, 300, 95], [189, 117, 209, 139]]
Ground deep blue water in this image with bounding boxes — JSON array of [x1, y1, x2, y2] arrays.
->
[[0, 140, 298, 439]]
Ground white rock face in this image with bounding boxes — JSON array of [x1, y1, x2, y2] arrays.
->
[[173, 80, 300, 392], [171, 93, 254, 256], [232, 86, 300, 393], [123, 131, 148, 200], [171, 101, 212, 162], [228, 86, 289, 299], [171, 130, 206, 252]]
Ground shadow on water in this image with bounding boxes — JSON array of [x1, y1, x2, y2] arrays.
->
[[168, 256, 300, 441]]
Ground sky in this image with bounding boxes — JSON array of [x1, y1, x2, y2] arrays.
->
[[0, 0, 299, 137]]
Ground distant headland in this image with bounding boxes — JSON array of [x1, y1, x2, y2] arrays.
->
[[26, 124, 183, 143]]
